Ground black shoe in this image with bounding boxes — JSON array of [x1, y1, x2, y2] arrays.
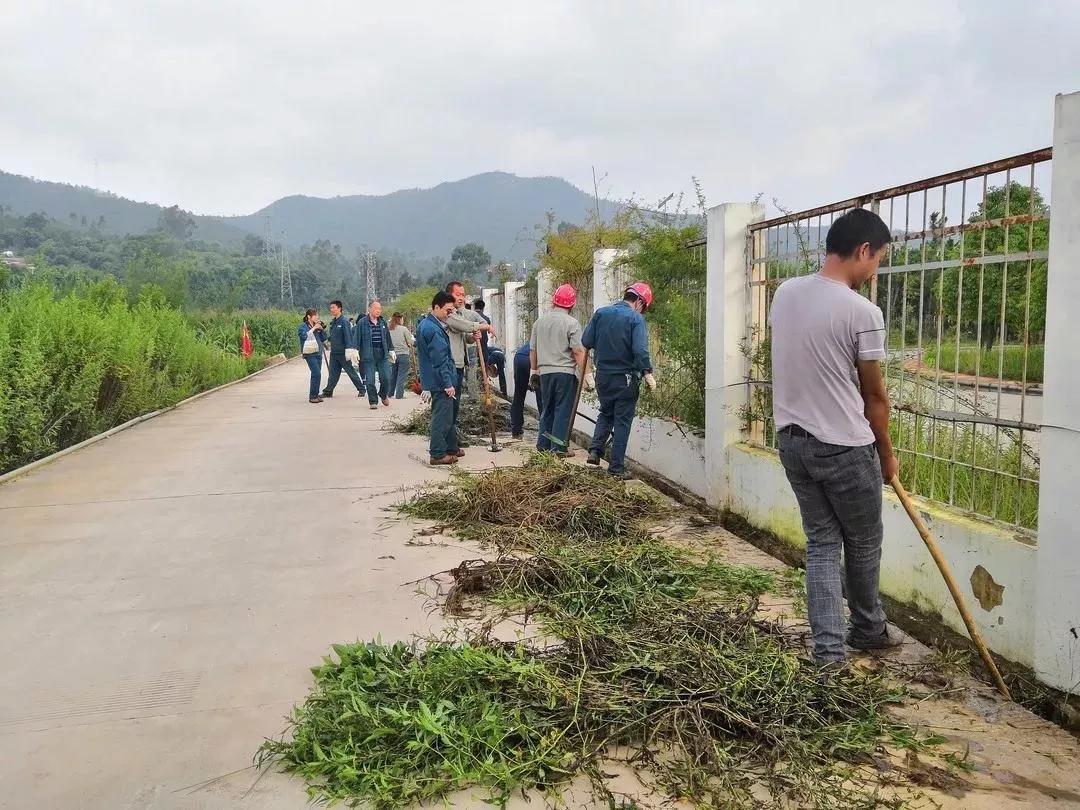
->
[[846, 624, 905, 651], [586, 452, 601, 466], [511, 432, 523, 439], [321, 390, 333, 398], [609, 469, 632, 481], [358, 390, 365, 398]]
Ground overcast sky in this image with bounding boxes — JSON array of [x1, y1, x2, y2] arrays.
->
[[2, 1, 1077, 217]]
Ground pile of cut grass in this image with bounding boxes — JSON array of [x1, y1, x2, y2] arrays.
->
[[262, 457, 958, 808], [384, 394, 511, 440], [399, 452, 661, 548]]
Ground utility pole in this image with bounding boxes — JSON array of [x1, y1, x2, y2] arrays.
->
[[279, 229, 294, 306], [364, 250, 377, 310]]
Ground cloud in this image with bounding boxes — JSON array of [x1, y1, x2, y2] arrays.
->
[[1, 0, 1076, 218]]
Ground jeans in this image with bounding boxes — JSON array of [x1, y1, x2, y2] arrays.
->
[[536, 372, 577, 452], [324, 352, 364, 394], [390, 354, 411, 399], [778, 430, 886, 664], [429, 390, 460, 459], [304, 353, 322, 398], [589, 372, 640, 473], [510, 353, 538, 434], [484, 349, 507, 394], [362, 348, 391, 404]]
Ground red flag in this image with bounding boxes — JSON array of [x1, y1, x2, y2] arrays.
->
[[241, 321, 253, 358]]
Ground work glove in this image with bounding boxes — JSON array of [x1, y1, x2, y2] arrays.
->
[[420, 390, 432, 404], [388, 350, 397, 364], [528, 372, 541, 392], [643, 372, 657, 392], [583, 371, 595, 392], [345, 348, 359, 366]]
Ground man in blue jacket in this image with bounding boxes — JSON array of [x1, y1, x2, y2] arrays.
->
[[417, 290, 462, 465], [356, 300, 396, 410], [581, 283, 657, 479], [509, 341, 536, 439], [321, 299, 365, 398]]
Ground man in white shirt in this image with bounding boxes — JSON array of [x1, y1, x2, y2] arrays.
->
[[769, 207, 901, 666]]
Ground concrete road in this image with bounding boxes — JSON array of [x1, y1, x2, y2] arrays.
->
[[0, 359, 517, 809]]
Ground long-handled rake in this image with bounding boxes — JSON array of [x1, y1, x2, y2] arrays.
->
[[890, 475, 1011, 699]]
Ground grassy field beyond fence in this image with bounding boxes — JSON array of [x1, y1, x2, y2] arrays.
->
[[0, 282, 300, 474], [922, 343, 1043, 384]]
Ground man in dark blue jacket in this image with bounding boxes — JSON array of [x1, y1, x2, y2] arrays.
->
[[509, 341, 537, 439], [321, 300, 365, 398], [581, 283, 657, 479], [356, 300, 396, 409], [417, 290, 462, 465]]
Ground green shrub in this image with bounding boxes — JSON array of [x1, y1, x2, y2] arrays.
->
[[0, 282, 279, 473], [187, 309, 302, 358]]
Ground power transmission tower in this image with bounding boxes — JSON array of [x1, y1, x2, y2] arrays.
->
[[279, 229, 294, 306], [364, 251, 377, 310]]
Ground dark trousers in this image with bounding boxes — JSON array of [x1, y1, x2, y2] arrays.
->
[[390, 354, 411, 398], [589, 372, 640, 473], [778, 430, 885, 663], [536, 372, 577, 452], [429, 390, 460, 459], [304, 353, 322, 398], [324, 352, 363, 394], [362, 348, 391, 404], [510, 353, 538, 434], [484, 350, 507, 394], [454, 367, 464, 423]]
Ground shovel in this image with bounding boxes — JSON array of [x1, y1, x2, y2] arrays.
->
[[890, 475, 1011, 699], [477, 338, 501, 453]]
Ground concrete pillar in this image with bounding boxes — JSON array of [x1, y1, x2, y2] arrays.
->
[[1034, 91, 1080, 693], [592, 248, 626, 311], [537, 267, 553, 313], [703, 202, 766, 510], [503, 281, 525, 351]]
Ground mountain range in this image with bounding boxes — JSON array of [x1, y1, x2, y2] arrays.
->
[[0, 170, 622, 263]]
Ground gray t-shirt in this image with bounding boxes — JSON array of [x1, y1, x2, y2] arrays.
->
[[530, 309, 584, 376], [769, 273, 886, 446]]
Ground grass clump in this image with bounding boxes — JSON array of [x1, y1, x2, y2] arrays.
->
[[399, 453, 661, 547], [923, 342, 1043, 384], [384, 394, 511, 440], [444, 538, 774, 636]]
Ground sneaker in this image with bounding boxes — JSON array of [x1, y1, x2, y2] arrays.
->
[[556, 449, 575, 459], [321, 390, 333, 398], [369, 403, 378, 410], [309, 397, 322, 404], [358, 390, 365, 398], [430, 455, 459, 466], [586, 452, 601, 466], [815, 660, 855, 684], [511, 432, 523, 439], [609, 469, 632, 481], [846, 624, 905, 651]]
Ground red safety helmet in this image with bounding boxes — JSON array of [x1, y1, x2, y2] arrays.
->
[[552, 283, 577, 309], [626, 282, 653, 311]]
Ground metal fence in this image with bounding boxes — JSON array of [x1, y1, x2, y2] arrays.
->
[[745, 149, 1052, 530]]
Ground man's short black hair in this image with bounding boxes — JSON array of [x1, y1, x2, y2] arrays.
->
[[329, 299, 343, 309], [445, 280, 464, 293], [431, 290, 455, 309], [825, 208, 891, 258], [473, 298, 485, 310]]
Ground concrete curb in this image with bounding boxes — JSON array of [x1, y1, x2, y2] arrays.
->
[[0, 356, 294, 488]]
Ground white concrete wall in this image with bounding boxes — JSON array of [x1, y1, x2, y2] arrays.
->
[[592, 248, 626, 311], [503, 281, 525, 351], [1034, 91, 1080, 692], [727, 443, 1038, 666]]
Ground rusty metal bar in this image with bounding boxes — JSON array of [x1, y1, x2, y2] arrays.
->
[[749, 148, 1052, 232]]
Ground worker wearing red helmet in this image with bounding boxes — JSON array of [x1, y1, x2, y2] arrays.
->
[[581, 282, 656, 479], [529, 283, 586, 455]]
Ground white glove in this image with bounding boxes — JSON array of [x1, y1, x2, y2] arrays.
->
[[388, 350, 397, 364], [583, 371, 595, 391], [345, 348, 359, 366], [420, 390, 432, 404], [643, 372, 657, 392]]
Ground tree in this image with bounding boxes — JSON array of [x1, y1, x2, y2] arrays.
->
[[157, 205, 196, 241], [387, 286, 439, 326], [446, 242, 491, 282], [242, 234, 266, 257]]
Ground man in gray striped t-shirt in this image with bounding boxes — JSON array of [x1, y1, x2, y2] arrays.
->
[[769, 208, 902, 666]]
